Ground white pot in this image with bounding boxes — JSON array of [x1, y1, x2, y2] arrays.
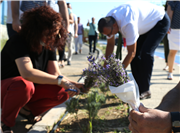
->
[[109, 73, 140, 111]]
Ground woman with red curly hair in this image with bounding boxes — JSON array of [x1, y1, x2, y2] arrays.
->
[[1, 6, 83, 132]]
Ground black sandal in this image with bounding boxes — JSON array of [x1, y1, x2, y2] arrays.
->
[[1, 122, 13, 133], [18, 108, 41, 124]]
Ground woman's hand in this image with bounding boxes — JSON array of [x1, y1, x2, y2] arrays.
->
[[74, 82, 84, 89], [61, 79, 80, 97], [167, 28, 171, 34]]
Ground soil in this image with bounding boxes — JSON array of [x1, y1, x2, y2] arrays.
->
[[54, 88, 131, 133]]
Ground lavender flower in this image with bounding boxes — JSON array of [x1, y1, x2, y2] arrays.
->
[[82, 54, 130, 89]]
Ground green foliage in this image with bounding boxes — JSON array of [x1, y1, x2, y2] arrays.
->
[[83, 28, 89, 37], [89, 121, 92, 133], [99, 82, 109, 94], [85, 91, 106, 119], [1, 38, 7, 51], [65, 91, 106, 133], [99, 33, 106, 39], [65, 98, 79, 114]]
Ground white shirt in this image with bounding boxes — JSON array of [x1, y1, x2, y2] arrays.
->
[[106, 1, 165, 46], [69, 13, 77, 36]]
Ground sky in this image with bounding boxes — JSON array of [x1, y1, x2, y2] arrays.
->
[[0, 0, 166, 27]]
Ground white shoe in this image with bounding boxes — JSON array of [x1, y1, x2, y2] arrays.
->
[[163, 66, 169, 71], [167, 73, 173, 80]]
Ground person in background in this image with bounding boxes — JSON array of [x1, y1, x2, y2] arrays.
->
[[74, 17, 84, 54], [98, 1, 170, 100], [6, 1, 23, 38], [129, 81, 180, 133], [87, 17, 99, 55], [65, 2, 78, 65], [11, 0, 69, 32], [1, 6, 83, 133], [166, 1, 180, 80], [163, 1, 170, 71]]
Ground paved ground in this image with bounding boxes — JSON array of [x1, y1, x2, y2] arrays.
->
[[7, 43, 180, 133]]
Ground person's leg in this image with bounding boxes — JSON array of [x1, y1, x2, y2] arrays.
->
[[137, 13, 170, 94], [88, 35, 93, 53], [167, 29, 180, 79], [26, 84, 69, 116], [93, 35, 97, 53], [58, 47, 65, 67], [163, 34, 169, 70], [168, 50, 177, 73], [131, 34, 147, 93], [67, 35, 73, 65], [74, 37, 79, 53], [79, 35, 83, 53], [1, 76, 35, 127], [6, 24, 18, 38]]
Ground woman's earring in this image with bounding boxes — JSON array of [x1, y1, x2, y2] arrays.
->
[[58, 33, 61, 38]]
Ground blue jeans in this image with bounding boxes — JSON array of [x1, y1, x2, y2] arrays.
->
[[130, 13, 170, 94]]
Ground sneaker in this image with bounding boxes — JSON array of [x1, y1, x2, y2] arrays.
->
[[1, 122, 13, 133], [79, 49, 82, 54], [74, 52, 78, 55], [167, 73, 173, 80], [163, 66, 169, 71], [67, 61, 71, 65], [140, 91, 151, 100]]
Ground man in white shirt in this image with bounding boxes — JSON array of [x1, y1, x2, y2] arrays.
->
[[98, 1, 170, 99]]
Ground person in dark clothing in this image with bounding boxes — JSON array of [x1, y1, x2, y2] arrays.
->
[[87, 17, 99, 54]]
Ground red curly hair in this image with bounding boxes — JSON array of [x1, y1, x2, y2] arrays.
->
[[19, 5, 67, 53]]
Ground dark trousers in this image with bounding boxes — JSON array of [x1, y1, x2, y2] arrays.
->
[[88, 35, 97, 53], [6, 24, 17, 38], [163, 34, 169, 63], [130, 13, 170, 94]]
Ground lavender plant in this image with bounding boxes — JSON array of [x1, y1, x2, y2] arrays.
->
[[104, 53, 130, 87], [83, 53, 130, 89], [82, 55, 106, 89]]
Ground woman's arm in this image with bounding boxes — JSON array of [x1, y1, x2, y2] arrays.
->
[[69, 12, 74, 24], [15, 57, 83, 96]]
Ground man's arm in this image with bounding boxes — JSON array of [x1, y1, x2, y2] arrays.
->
[[87, 20, 90, 26], [122, 42, 136, 69], [105, 36, 115, 60], [156, 81, 180, 112], [11, 1, 21, 32], [58, 0, 69, 32]]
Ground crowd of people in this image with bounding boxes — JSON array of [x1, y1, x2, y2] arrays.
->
[[1, 0, 179, 133]]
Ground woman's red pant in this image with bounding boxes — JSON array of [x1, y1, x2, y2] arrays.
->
[[1, 76, 69, 127]]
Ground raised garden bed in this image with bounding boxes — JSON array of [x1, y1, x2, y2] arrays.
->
[[54, 87, 131, 133]]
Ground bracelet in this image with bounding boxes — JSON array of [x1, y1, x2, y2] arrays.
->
[[171, 112, 180, 133], [57, 75, 63, 85]]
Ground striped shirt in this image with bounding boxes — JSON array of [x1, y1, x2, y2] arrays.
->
[[168, 1, 180, 29], [21, 0, 55, 12]]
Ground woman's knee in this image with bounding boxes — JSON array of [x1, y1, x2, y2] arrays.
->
[[11, 76, 35, 96]]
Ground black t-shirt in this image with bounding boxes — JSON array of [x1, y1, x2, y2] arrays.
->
[[1, 34, 57, 80]]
